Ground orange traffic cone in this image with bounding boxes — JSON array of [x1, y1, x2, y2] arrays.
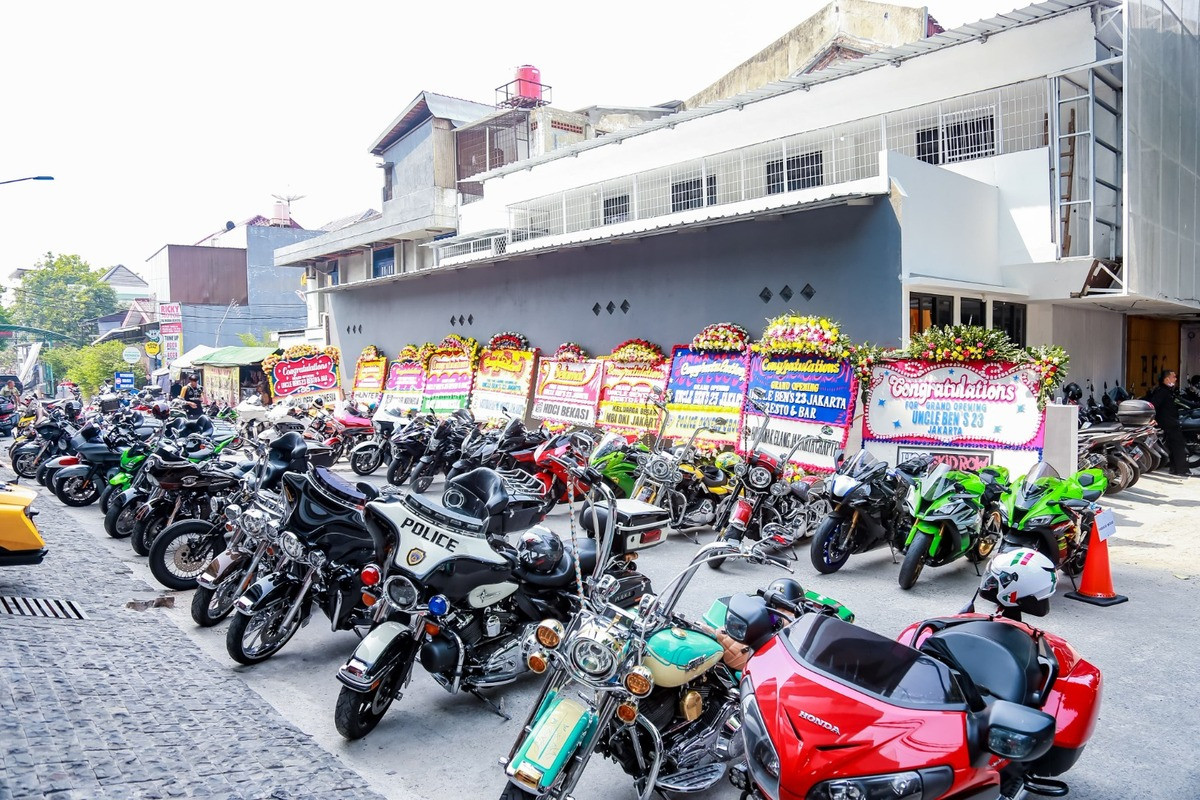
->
[[1065, 518, 1128, 607]]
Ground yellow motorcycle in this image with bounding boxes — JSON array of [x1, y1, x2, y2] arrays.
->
[[0, 481, 47, 566]]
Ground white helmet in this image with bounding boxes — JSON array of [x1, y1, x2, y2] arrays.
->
[[980, 548, 1057, 616]]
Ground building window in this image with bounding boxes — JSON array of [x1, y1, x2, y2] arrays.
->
[[603, 194, 630, 225], [327, 259, 339, 287], [766, 151, 824, 194], [960, 297, 984, 325], [992, 301, 1027, 346], [909, 292, 953, 336], [671, 175, 717, 213], [372, 247, 395, 278], [916, 111, 996, 165]]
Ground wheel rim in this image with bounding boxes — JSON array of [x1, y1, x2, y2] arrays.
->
[[14, 453, 35, 474], [823, 520, 852, 563], [165, 534, 216, 579], [116, 507, 139, 537], [241, 599, 298, 658], [64, 478, 96, 502], [208, 573, 245, 618]]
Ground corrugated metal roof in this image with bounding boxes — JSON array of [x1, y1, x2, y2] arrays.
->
[[193, 346, 279, 367], [369, 91, 495, 156], [473, 0, 1110, 182]]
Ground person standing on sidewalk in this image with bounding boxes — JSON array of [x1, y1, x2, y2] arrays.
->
[[1147, 370, 1190, 477]]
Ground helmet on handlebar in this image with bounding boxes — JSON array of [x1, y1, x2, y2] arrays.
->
[[764, 578, 804, 608], [516, 526, 564, 574], [714, 451, 742, 474], [979, 548, 1057, 616]]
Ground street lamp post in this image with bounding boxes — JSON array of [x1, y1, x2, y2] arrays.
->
[[0, 176, 54, 186]]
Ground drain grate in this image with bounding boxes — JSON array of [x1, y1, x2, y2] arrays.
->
[[0, 596, 88, 620]]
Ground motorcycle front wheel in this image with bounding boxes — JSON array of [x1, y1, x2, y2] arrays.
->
[[334, 667, 405, 740], [55, 475, 102, 507], [131, 509, 172, 557], [898, 532, 932, 590], [149, 520, 224, 591], [809, 516, 853, 574], [105, 498, 139, 539], [349, 444, 383, 476], [410, 462, 434, 494], [191, 571, 248, 627], [226, 596, 302, 665], [11, 451, 39, 479], [386, 453, 416, 486], [99, 484, 117, 514], [498, 784, 536, 800]]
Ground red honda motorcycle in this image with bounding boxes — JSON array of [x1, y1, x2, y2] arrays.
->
[[305, 400, 374, 464], [731, 601, 1101, 800], [499, 429, 594, 512]]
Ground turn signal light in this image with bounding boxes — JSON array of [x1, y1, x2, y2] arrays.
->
[[424, 622, 441, 636], [527, 651, 549, 673], [616, 701, 639, 724], [623, 666, 654, 697], [535, 619, 565, 649], [361, 564, 381, 586], [361, 592, 377, 607]]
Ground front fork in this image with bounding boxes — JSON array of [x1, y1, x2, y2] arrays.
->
[[278, 566, 318, 633]]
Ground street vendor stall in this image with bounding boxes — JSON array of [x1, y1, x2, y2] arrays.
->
[[191, 346, 279, 407]]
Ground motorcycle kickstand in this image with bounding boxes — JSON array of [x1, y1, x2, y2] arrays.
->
[[470, 689, 511, 721]]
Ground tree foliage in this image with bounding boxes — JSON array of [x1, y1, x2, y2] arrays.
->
[[39, 342, 145, 395], [9, 253, 119, 343], [236, 331, 276, 347]]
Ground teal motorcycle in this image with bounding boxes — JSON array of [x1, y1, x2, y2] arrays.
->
[[499, 540, 852, 800], [899, 462, 1010, 590]]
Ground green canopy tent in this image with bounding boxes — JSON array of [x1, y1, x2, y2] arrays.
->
[[191, 346, 279, 406]]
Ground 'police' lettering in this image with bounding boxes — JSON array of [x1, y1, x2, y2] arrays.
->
[[399, 515, 459, 552]]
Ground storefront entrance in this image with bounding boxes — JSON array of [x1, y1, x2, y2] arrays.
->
[[1125, 316, 1181, 397]]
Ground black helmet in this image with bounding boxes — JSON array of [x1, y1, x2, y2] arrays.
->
[[765, 578, 805, 608], [1063, 382, 1083, 402], [516, 526, 564, 574]]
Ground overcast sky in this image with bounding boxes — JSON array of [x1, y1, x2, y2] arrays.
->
[[2, 0, 1017, 282]]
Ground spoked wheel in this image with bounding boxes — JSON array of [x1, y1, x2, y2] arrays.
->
[[226, 595, 302, 665], [55, 476, 102, 507], [334, 667, 405, 740], [386, 453, 415, 487], [191, 571, 249, 627], [148, 520, 223, 591], [350, 444, 383, 476], [898, 531, 932, 590], [809, 515, 853, 574]]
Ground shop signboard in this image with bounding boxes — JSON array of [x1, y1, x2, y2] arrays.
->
[[204, 365, 239, 407], [662, 347, 748, 450], [158, 302, 183, 364], [470, 349, 538, 420], [741, 355, 858, 472], [421, 353, 474, 415], [596, 361, 670, 438], [381, 362, 426, 413], [113, 372, 135, 391], [863, 361, 1045, 474], [269, 353, 340, 402], [531, 359, 604, 426]]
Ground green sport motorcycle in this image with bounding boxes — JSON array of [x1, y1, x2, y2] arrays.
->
[[499, 540, 851, 800], [899, 463, 1010, 590], [588, 432, 649, 499], [999, 461, 1107, 577]]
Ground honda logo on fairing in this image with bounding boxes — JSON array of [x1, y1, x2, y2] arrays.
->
[[798, 710, 840, 735]]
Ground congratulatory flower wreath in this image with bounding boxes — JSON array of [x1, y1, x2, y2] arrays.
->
[[395, 343, 436, 368], [753, 314, 849, 358], [358, 344, 382, 361], [487, 331, 529, 351], [553, 342, 588, 362], [609, 338, 666, 366], [691, 322, 750, 353], [433, 334, 481, 369]]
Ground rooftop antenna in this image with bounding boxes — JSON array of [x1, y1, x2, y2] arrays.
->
[[271, 193, 305, 210]]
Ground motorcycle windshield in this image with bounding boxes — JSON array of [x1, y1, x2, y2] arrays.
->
[[1015, 462, 1060, 509], [918, 463, 957, 501], [840, 449, 880, 479], [784, 614, 964, 708], [589, 433, 627, 465]]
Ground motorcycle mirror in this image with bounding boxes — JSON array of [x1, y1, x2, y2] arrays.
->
[[751, 387, 766, 401], [834, 451, 846, 469]]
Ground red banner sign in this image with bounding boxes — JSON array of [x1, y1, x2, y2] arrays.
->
[[271, 353, 339, 398]]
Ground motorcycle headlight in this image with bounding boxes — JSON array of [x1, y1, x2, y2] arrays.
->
[[644, 455, 675, 482], [569, 637, 617, 679], [739, 679, 780, 800], [225, 503, 242, 521], [280, 531, 305, 561], [734, 463, 748, 477], [384, 575, 419, 610], [807, 768, 953, 800], [1025, 515, 1055, 527], [307, 549, 327, 568], [748, 466, 773, 490], [724, 612, 749, 643], [769, 481, 789, 497]]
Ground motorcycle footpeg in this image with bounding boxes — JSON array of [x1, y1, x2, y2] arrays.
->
[[1023, 777, 1069, 797], [657, 763, 726, 793]]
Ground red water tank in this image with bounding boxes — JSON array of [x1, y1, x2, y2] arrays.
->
[[515, 65, 542, 102]]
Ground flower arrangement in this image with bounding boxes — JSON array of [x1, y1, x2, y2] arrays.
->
[[261, 354, 280, 372], [487, 331, 529, 351], [1022, 344, 1070, 410], [322, 346, 341, 363], [609, 338, 665, 365], [906, 325, 1022, 364], [753, 314, 849, 358], [283, 344, 318, 360], [395, 343, 435, 366], [433, 334, 480, 369], [554, 342, 588, 362], [691, 322, 750, 353], [847, 343, 898, 396], [359, 344, 381, 361]]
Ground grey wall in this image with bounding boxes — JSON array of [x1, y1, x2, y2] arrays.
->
[[328, 201, 902, 359], [382, 119, 435, 206]]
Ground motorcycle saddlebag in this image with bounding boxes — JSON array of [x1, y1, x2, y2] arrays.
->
[[1116, 399, 1155, 426]]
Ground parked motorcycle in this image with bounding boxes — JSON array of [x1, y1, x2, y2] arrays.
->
[[1000, 461, 1106, 577], [408, 409, 475, 493], [11, 409, 80, 479], [349, 405, 411, 476], [52, 422, 137, 507], [808, 449, 932, 574], [499, 539, 849, 800], [899, 462, 1010, 589], [333, 462, 667, 740], [385, 412, 438, 486], [730, 549, 1101, 800], [588, 431, 649, 499]]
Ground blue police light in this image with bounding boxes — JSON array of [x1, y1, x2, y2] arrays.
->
[[427, 594, 450, 617]]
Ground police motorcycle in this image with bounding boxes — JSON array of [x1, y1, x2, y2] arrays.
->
[[332, 459, 671, 740], [498, 538, 853, 800], [348, 404, 412, 476]]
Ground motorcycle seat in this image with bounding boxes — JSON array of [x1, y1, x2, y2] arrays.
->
[[699, 466, 728, 488], [517, 539, 598, 588], [1079, 422, 1122, 433], [926, 621, 1041, 707]]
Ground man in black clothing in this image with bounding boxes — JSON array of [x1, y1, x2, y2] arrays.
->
[[181, 374, 204, 419], [1147, 370, 1190, 477]]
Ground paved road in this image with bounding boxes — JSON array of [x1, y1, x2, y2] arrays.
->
[[7, 461, 1200, 799]]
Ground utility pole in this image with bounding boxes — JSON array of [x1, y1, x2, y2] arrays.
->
[[215, 299, 238, 346]]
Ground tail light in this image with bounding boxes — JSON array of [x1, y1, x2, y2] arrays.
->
[[640, 529, 662, 545], [360, 564, 381, 586]]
